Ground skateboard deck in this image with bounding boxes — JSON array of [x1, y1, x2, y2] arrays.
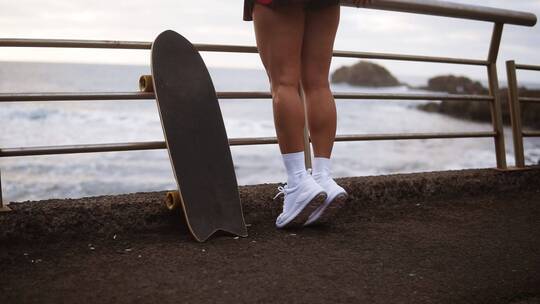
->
[[150, 30, 248, 242]]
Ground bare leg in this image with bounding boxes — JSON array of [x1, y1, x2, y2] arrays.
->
[[252, 2, 306, 154], [301, 4, 340, 158]]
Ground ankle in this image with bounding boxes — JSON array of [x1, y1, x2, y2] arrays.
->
[[282, 151, 307, 188], [312, 156, 331, 180], [287, 169, 309, 188], [312, 171, 331, 183]]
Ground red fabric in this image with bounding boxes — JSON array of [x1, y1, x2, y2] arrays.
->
[[256, 0, 273, 4]]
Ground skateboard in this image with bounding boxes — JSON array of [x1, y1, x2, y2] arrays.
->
[[142, 30, 248, 242]]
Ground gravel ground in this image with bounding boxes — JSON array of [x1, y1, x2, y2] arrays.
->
[[1, 167, 539, 303]]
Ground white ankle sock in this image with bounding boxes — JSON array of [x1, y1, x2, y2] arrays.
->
[[282, 151, 308, 187], [312, 157, 331, 180]]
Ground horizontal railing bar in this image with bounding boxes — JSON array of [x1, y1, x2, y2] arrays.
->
[[0, 39, 255, 52], [519, 97, 540, 103], [197, 45, 487, 66], [340, 0, 536, 27], [217, 92, 271, 99], [0, 92, 493, 102], [229, 137, 277, 146], [0, 39, 487, 67], [0, 38, 152, 49], [195, 44, 255, 53], [522, 131, 540, 137], [335, 131, 495, 141], [0, 139, 279, 157], [0, 131, 495, 157], [333, 92, 493, 101], [223, 92, 494, 102], [0, 142, 166, 157], [198, 45, 488, 66], [0, 92, 155, 102], [332, 50, 488, 66], [0, 38, 488, 66], [515, 64, 540, 71]]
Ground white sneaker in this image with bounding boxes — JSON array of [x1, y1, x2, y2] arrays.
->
[[273, 174, 327, 229], [304, 172, 348, 226]]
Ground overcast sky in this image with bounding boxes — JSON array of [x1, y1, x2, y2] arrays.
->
[[1, 0, 539, 82]]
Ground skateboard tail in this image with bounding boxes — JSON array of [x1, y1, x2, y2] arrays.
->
[[180, 196, 248, 242], [192, 226, 249, 243], [166, 190, 248, 242]]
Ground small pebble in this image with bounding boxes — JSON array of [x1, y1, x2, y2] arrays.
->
[[125, 248, 132, 252], [233, 237, 240, 240]]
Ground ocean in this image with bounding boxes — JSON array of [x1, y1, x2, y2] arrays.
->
[[1, 62, 539, 203]]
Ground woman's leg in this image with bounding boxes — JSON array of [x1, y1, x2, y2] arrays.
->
[[300, 3, 346, 227], [252, 2, 306, 154], [300, 4, 340, 158]]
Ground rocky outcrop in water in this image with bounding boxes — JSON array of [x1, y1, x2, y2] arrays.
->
[[416, 75, 540, 130], [331, 60, 401, 87], [421, 75, 487, 94]]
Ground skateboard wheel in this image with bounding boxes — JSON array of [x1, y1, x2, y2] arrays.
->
[[139, 75, 154, 92], [165, 191, 181, 211]]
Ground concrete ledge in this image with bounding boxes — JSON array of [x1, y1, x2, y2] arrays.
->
[[1, 166, 539, 243]]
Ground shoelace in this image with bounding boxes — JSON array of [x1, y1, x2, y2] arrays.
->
[[273, 184, 287, 200]]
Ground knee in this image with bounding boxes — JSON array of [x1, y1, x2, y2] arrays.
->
[[271, 76, 301, 98], [301, 76, 330, 93]]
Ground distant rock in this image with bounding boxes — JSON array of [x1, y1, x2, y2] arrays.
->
[[331, 60, 401, 87], [416, 74, 540, 130], [420, 75, 488, 95]]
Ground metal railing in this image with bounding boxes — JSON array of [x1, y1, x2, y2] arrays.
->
[[506, 61, 540, 168], [0, 0, 537, 210]]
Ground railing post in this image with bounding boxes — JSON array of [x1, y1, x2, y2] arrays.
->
[[0, 168, 12, 212], [506, 60, 526, 168], [486, 22, 508, 170], [299, 84, 312, 170]]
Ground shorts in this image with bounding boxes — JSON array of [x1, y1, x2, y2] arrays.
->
[[243, 0, 340, 21]]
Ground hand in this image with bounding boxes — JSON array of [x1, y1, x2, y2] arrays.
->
[[352, 0, 372, 7]]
